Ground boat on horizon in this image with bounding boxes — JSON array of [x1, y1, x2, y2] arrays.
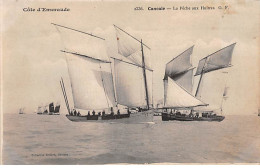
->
[[54, 23, 154, 123], [19, 108, 25, 114], [37, 102, 60, 115], [161, 43, 236, 122]]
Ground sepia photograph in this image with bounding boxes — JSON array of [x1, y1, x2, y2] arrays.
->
[[1, 0, 260, 165]]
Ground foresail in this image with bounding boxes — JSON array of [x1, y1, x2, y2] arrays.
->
[[55, 24, 109, 61], [114, 59, 152, 107], [164, 77, 206, 108], [195, 43, 236, 76], [66, 53, 116, 110]]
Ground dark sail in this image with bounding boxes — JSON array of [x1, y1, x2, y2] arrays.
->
[[49, 102, 55, 112], [54, 105, 60, 113]]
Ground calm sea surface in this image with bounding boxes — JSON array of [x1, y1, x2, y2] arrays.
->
[[3, 113, 260, 164]]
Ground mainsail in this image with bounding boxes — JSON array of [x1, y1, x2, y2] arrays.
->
[[114, 25, 153, 109], [66, 53, 116, 110], [164, 46, 194, 93], [194, 43, 236, 112], [54, 23, 116, 111], [114, 59, 152, 107]]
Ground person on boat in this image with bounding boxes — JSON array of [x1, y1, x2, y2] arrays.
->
[[102, 110, 105, 116], [117, 109, 120, 115], [127, 108, 130, 114], [195, 112, 199, 118], [188, 111, 194, 118], [92, 110, 96, 116], [98, 112, 101, 116], [73, 109, 77, 116], [176, 111, 181, 116], [88, 111, 90, 116], [77, 111, 81, 116]]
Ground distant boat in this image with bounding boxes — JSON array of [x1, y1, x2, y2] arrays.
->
[[162, 43, 236, 122], [53, 23, 154, 122], [48, 102, 60, 115], [19, 108, 24, 114], [37, 103, 60, 115], [37, 106, 43, 114], [258, 109, 260, 117]]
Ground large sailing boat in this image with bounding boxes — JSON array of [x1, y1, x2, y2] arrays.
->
[[162, 43, 236, 122], [53, 23, 154, 122]]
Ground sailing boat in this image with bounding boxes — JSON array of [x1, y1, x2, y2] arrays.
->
[[19, 108, 24, 114], [37, 106, 43, 114], [48, 102, 61, 115], [161, 46, 207, 121], [53, 23, 154, 122], [162, 44, 236, 122], [192, 43, 236, 121]]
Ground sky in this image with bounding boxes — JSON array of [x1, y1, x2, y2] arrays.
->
[[2, 0, 260, 115]]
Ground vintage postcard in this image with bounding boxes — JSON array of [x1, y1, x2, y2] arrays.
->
[[1, 0, 260, 165]]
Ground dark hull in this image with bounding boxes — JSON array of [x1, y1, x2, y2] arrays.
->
[[162, 113, 225, 122], [66, 110, 154, 123]]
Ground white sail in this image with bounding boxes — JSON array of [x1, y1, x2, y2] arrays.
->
[[171, 68, 194, 94], [194, 44, 236, 112], [55, 24, 109, 61], [66, 53, 116, 110], [195, 71, 229, 111], [114, 25, 152, 69], [164, 46, 193, 79], [114, 59, 152, 108], [164, 77, 206, 108], [195, 43, 236, 76]]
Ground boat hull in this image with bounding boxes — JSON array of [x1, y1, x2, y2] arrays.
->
[[162, 113, 225, 122], [66, 110, 154, 123]]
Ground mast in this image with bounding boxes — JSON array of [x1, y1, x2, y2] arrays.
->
[[60, 78, 70, 114], [141, 39, 149, 110], [195, 57, 208, 97]]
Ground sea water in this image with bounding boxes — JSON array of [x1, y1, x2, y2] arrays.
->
[[2, 113, 260, 164]]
